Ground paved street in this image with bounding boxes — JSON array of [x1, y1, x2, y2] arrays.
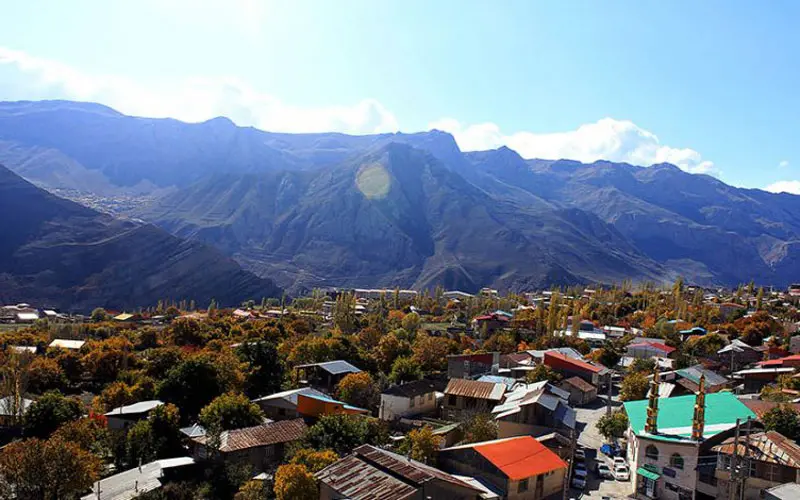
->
[[567, 387, 634, 500]]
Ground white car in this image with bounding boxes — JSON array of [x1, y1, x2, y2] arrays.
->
[[613, 457, 627, 468], [597, 463, 614, 480], [614, 465, 630, 481], [571, 477, 586, 489]]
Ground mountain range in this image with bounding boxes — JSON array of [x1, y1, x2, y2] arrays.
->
[[1, 100, 799, 294], [0, 163, 280, 310]]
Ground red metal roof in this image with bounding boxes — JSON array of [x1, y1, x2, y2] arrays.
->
[[474, 436, 567, 480], [544, 351, 604, 374], [757, 354, 800, 367], [628, 342, 676, 354]]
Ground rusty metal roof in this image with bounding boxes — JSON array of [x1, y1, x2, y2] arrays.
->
[[713, 431, 800, 468], [561, 376, 595, 393], [741, 400, 800, 420], [193, 419, 306, 453], [315, 445, 481, 499], [444, 378, 506, 401]]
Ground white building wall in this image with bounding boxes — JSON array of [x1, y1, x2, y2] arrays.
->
[[379, 392, 437, 421]]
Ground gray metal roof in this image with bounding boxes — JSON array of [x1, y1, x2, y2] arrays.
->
[[105, 400, 163, 417], [296, 360, 361, 375], [676, 365, 728, 387], [81, 458, 194, 500]]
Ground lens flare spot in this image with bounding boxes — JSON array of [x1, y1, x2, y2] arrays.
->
[[356, 163, 391, 199]]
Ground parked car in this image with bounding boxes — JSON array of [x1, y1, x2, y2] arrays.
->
[[613, 465, 630, 481], [596, 463, 614, 480], [574, 462, 588, 475], [574, 448, 586, 460], [571, 477, 586, 489], [613, 457, 627, 468], [601, 443, 622, 457]]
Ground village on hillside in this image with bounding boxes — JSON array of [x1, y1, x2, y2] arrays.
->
[[1, 281, 800, 500]]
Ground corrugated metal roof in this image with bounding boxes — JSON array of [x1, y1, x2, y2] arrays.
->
[[355, 445, 479, 490], [382, 379, 440, 398], [296, 360, 361, 375], [740, 400, 800, 419], [676, 365, 728, 387], [444, 378, 505, 401], [194, 419, 306, 452], [105, 400, 163, 417], [713, 431, 800, 468], [315, 454, 416, 500], [561, 376, 595, 393], [468, 436, 568, 480]]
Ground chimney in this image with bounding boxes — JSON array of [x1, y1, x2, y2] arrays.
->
[[644, 365, 660, 433], [691, 374, 706, 441]]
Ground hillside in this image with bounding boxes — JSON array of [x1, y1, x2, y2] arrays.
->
[[2, 100, 800, 290], [0, 164, 280, 310]]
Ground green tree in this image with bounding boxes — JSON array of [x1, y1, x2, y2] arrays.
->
[[236, 341, 283, 398], [620, 372, 650, 401], [401, 312, 421, 334], [235, 480, 267, 500], [23, 391, 83, 438], [762, 404, 800, 439], [274, 464, 317, 500], [91, 307, 109, 322], [389, 356, 423, 384], [126, 419, 156, 466], [199, 392, 264, 431], [462, 413, 498, 444], [629, 358, 656, 374], [305, 414, 388, 455], [596, 411, 629, 440], [150, 403, 183, 458], [157, 358, 226, 419]]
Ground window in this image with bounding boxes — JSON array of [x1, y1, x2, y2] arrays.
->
[[448, 395, 457, 406], [518, 478, 529, 493], [670, 453, 684, 470], [645, 445, 659, 461]]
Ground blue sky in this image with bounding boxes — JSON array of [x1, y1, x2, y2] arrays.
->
[[1, 0, 798, 192]]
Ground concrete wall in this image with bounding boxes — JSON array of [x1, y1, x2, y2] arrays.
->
[[630, 434, 699, 500], [379, 392, 437, 421]]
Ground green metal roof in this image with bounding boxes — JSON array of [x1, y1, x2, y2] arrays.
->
[[623, 392, 755, 443], [636, 467, 660, 481]]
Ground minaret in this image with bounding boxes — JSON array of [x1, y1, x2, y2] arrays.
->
[[691, 373, 706, 441], [645, 364, 660, 433]]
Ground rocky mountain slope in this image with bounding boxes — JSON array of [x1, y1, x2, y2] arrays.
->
[[0, 164, 280, 310]]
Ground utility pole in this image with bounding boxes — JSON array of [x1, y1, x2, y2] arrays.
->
[[739, 417, 752, 500], [606, 372, 613, 416], [729, 418, 741, 500]]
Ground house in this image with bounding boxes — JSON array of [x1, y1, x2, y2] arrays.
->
[[471, 314, 510, 338], [491, 381, 575, 438], [623, 377, 756, 500], [500, 352, 535, 369], [379, 379, 441, 421], [558, 376, 597, 405], [444, 290, 475, 300], [678, 326, 707, 338], [191, 419, 307, 473], [716, 339, 762, 371], [757, 353, 800, 370], [526, 347, 585, 364], [48, 339, 86, 351], [542, 351, 608, 388], [0, 396, 34, 427], [765, 483, 800, 500], [733, 367, 796, 393], [717, 302, 747, 320], [105, 400, 164, 431], [316, 444, 484, 500], [443, 379, 506, 420], [112, 312, 138, 322], [294, 360, 361, 393], [713, 431, 800, 500], [295, 392, 368, 418], [447, 352, 500, 380], [253, 387, 329, 420], [81, 457, 195, 500], [665, 364, 732, 395], [439, 436, 568, 500], [627, 341, 677, 360]]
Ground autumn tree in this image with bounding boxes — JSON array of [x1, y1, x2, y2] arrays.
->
[[274, 464, 317, 500], [23, 391, 83, 438], [27, 357, 66, 394], [374, 333, 412, 372], [235, 480, 268, 500], [52, 415, 110, 457], [289, 448, 338, 473], [525, 364, 562, 384], [397, 426, 440, 464], [0, 437, 102, 500], [411, 332, 457, 372], [199, 392, 265, 431], [619, 372, 649, 401], [389, 356, 423, 384], [401, 312, 421, 334]]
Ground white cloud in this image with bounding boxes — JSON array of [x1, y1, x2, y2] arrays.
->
[[779, 160, 790, 168], [428, 117, 717, 175], [0, 47, 399, 135], [765, 180, 800, 195]]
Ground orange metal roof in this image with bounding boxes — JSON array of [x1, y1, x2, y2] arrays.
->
[[474, 436, 567, 480]]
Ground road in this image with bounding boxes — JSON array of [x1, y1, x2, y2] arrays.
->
[[567, 387, 635, 500]]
